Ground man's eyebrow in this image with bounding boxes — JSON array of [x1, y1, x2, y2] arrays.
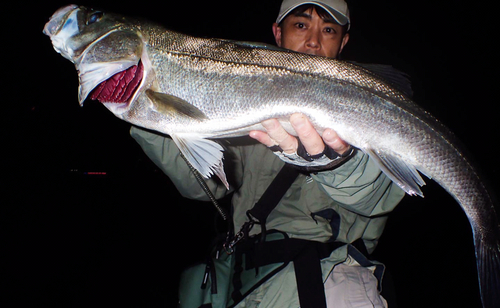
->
[[292, 12, 312, 20], [291, 11, 336, 24]]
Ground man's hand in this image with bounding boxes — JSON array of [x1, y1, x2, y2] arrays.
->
[[249, 113, 350, 156]]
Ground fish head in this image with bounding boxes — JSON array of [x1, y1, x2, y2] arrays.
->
[[44, 5, 147, 108]]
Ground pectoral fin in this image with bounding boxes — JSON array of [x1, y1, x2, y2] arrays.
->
[[170, 133, 229, 189], [146, 89, 208, 120], [365, 148, 427, 197]]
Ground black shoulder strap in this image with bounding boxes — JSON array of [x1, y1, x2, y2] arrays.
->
[[248, 165, 329, 308], [247, 164, 299, 226], [223, 164, 299, 254], [234, 164, 330, 308]]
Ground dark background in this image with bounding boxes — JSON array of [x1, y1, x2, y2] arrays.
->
[[4, 0, 497, 307]]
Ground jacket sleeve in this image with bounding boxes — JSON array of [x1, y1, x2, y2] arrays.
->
[[311, 150, 405, 217], [130, 126, 232, 201]]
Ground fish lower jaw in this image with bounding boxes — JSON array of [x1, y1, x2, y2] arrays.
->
[[102, 102, 129, 115]]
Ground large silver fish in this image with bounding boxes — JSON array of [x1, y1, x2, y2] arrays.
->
[[44, 5, 499, 307]]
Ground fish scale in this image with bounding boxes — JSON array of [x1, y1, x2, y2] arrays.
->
[[44, 5, 499, 307]]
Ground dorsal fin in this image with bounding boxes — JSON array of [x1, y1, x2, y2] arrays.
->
[[220, 39, 288, 52], [349, 62, 413, 98]]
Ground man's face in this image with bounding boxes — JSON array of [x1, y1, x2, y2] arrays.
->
[[273, 7, 349, 59]]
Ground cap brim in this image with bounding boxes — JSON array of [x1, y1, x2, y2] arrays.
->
[[276, 1, 349, 27]]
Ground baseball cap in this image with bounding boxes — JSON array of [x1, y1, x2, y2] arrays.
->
[[276, 0, 350, 29]]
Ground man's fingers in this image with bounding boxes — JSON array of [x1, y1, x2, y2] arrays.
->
[[249, 130, 275, 147], [250, 115, 351, 157], [322, 129, 350, 155], [260, 119, 297, 153], [290, 114, 324, 155]]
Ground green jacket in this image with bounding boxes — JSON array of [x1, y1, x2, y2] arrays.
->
[[130, 126, 405, 306], [131, 126, 403, 251]]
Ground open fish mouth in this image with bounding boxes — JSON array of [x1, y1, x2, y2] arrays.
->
[[90, 61, 144, 104]]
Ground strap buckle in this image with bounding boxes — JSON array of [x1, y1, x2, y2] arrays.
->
[[223, 212, 257, 255]]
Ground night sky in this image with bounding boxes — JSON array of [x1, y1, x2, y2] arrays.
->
[[5, 1, 497, 307]]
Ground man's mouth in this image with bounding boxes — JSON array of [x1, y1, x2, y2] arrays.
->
[[90, 61, 144, 104]]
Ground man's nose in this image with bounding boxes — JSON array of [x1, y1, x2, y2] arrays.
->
[[305, 31, 321, 50]]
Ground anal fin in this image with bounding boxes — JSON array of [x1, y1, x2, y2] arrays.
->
[[171, 133, 229, 189], [365, 148, 426, 197]]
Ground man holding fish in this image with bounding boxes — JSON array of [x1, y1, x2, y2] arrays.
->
[[131, 1, 404, 307]]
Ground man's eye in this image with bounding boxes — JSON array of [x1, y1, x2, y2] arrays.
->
[[295, 23, 305, 29], [325, 27, 337, 34]]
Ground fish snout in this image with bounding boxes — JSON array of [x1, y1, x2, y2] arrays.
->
[[43, 4, 79, 37]]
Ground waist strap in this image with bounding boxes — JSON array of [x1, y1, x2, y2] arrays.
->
[[242, 236, 344, 270], [232, 231, 346, 308]]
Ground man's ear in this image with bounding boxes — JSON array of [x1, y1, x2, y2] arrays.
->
[[272, 23, 282, 47], [339, 33, 350, 54]]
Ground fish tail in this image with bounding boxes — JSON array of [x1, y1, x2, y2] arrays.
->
[[475, 228, 500, 308]]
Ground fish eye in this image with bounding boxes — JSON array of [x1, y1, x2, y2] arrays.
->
[[87, 11, 103, 25]]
